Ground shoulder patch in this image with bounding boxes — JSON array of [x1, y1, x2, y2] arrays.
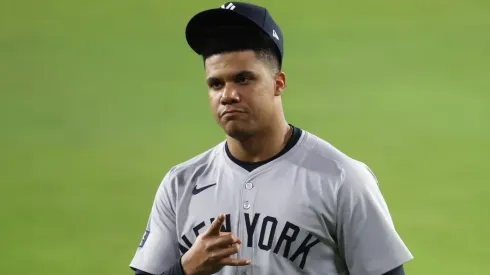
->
[[139, 230, 150, 248]]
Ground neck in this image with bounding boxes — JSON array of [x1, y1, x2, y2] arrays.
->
[[226, 120, 292, 163]]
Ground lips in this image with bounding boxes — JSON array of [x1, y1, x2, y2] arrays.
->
[[221, 109, 245, 117]]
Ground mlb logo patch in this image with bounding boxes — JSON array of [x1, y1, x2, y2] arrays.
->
[[139, 230, 150, 248]]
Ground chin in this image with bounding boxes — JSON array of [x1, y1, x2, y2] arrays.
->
[[222, 120, 255, 140]]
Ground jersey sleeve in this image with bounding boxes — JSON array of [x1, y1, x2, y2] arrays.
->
[[129, 169, 181, 274], [335, 163, 413, 275]]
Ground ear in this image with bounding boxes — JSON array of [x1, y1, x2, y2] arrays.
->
[[274, 72, 286, 96]]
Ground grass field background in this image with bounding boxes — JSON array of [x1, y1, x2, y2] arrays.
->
[[1, 0, 489, 274]]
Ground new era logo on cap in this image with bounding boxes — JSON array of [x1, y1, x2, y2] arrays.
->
[[273, 29, 279, 40], [221, 2, 236, 10]]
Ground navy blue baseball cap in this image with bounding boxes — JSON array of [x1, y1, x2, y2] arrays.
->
[[185, 2, 284, 65]]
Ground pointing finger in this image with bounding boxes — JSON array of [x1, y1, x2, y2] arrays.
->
[[206, 213, 225, 235]]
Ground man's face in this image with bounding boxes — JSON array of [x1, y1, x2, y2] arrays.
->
[[205, 50, 284, 139]]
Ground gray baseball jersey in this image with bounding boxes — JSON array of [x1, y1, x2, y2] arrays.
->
[[129, 129, 413, 275]]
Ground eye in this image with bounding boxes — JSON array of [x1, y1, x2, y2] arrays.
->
[[212, 82, 223, 89], [236, 74, 253, 85], [209, 80, 224, 90], [237, 77, 249, 85]]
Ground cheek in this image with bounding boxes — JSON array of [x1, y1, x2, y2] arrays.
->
[[252, 84, 274, 104], [245, 94, 269, 118]]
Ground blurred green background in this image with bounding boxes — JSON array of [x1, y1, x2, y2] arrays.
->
[[1, 0, 489, 274]]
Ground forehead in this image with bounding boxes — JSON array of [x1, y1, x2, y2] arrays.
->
[[205, 51, 265, 77]]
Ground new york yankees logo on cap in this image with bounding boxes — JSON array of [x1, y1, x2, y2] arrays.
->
[[221, 2, 236, 10]]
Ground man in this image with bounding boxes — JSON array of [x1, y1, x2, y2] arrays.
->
[[129, 2, 413, 275]]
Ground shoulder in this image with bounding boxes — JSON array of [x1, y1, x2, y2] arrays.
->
[[299, 130, 388, 215], [153, 141, 225, 204], [165, 141, 226, 183], [297, 130, 378, 186]]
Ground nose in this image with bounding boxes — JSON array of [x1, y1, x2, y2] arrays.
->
[[220, 84, 240, 105]]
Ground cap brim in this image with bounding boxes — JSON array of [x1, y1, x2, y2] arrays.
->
[[185, 9, 264, 56]]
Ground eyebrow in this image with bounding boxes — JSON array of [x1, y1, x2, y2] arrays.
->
[[206, 70, 255, 82]]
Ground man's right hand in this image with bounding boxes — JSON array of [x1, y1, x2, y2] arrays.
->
[[181, 213, 251, 275]]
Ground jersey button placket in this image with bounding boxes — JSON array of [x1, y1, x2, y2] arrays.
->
[[245, 182, 253, 190], [240, 181, 256, 275]]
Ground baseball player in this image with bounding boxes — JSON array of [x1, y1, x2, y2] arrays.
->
[[129, 2, 413, 275]]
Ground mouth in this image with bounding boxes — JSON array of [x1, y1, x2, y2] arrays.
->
[[221, 110, 245, 118]]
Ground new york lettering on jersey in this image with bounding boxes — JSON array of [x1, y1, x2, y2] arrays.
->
[[179, 213, 322, 270]]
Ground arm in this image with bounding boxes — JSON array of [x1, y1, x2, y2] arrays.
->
[[129, 169, 181, 275], [336, 163, 413, 275]]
